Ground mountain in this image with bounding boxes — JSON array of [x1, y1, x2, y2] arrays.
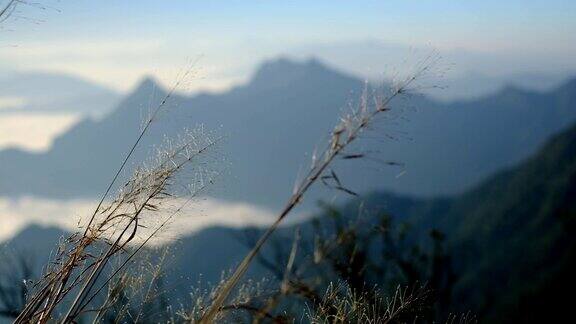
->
[[438, 119, 576, 322], [0, 58, 575, 209], [0, 71, 120, 115], [326, 117, 576, 322], [135, 117, 576, 321], [288, 40, 574, 101], [425, 71, 571, 102], [0, 224, 65, 262], [3, 118, 576, 322]]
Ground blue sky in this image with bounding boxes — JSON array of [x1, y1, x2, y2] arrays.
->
[[1, 0, 575, 91]]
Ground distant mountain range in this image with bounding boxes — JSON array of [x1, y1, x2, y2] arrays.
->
[[4, 105, 576, 323], [425, 71, 571, 102], [288, 40, 574, 101], [0, 71, 120, 115], [0, 58, 575, 209]]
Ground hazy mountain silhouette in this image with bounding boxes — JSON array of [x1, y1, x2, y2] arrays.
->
[[0, 71, 120, 115], [1, 224, 65, 260], [0, 58, 575, 209], [427, 71, 571, 102]]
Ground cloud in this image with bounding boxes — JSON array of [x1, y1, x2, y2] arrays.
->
[[1, 39, 163, 61], [0, 96, 26, 110], [0, 39, 166, 91], [0, 36, 283, 92], [0, 196, 282, 246], [0, 112, 80, 151]]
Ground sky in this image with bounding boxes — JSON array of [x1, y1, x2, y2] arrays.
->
[[1, 0, 574, 151], [0, 0, 575, 150], [1, 0, 575, 92]]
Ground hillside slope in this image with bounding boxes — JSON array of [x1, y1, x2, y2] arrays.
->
[[443, 120, 576, 322]]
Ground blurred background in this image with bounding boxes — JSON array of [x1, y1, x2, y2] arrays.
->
[[0, 1, 575, 322]]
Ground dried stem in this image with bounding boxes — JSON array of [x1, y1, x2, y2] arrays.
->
[[200, 63, 431, 323], [14, 69, 220, 323]]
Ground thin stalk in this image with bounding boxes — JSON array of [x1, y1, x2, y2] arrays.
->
[[200, 73, 422, 323], [62, 137, 221, 323]]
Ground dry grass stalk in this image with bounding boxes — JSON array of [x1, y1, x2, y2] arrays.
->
[[0, 1, 54, 25], [89, 246, 174, 323], [13, 69, 221, 323], [308, 283, 429, 324], [200, 58, 436, 322], [14, 129, 220, 323], [0, 0, 18, 22]]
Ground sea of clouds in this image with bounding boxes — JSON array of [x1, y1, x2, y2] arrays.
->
[[0, 196, 283, 246]]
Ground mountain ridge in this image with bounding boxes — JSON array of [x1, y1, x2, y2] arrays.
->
[[0, 58, 575, 209]]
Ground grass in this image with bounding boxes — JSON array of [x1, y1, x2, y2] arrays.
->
[[13, 70, 222, 323], [199, 57, 436, 323], [3, 54, 461, 323]]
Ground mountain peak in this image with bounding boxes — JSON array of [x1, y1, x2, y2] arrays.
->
[[133, 76, 162, 94], [111, 76, 166, 117], [248, 57, 336, 89]]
